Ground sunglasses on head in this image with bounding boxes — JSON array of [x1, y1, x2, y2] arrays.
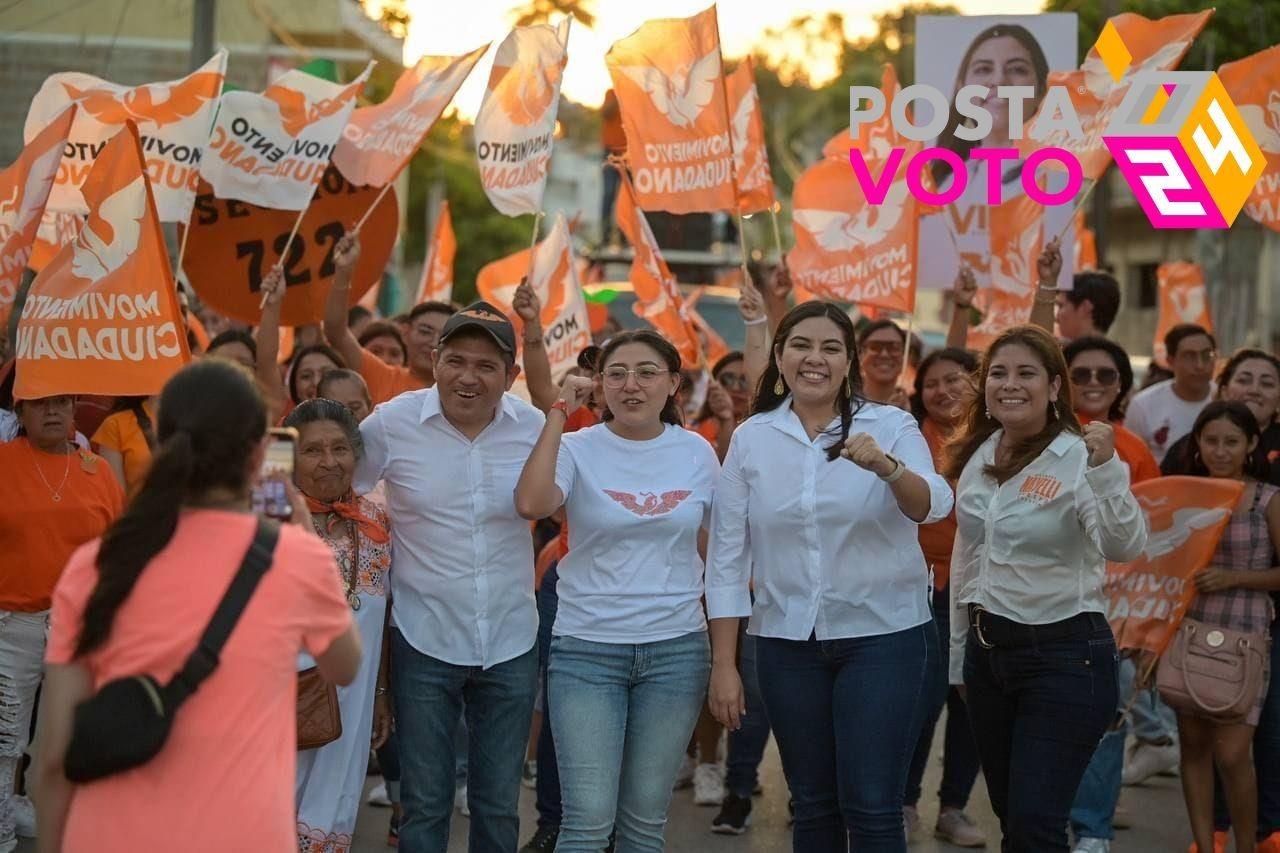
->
[[1070, 367, 1119, 386]]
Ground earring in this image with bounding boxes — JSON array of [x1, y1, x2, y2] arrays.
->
[[774, 376, 785, 395], [985, 407, 991, 420], [844, 376, 853, 397]]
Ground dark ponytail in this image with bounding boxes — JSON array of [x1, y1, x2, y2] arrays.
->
[[597, 329, 685, 426], [753, 301, 865, 461], [76, 361, 267, 657]]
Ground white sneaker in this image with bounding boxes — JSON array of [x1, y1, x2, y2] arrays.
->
[[454, 784, 470, 817], [12, 794, 36, 838], [693, 763, 726, 807], [672, 754, 696, 790], [903, 804, 921, 841], [1072, 837, 1111, 852], [1122, 740, 1179, 786], [366, 781, 392, 807]]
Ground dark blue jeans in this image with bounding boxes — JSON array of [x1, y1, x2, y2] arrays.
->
[[391, 629, 537, 853], [535, 563, 562, 829], [725, 623, 772, 798], [905, 586, 982, 810], [757, 622, 931, 853], [963, 611, 1118, 853]]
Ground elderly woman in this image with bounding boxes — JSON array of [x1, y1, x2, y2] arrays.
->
[[0, 393, 122, 850], [284, 398, 393, 852]]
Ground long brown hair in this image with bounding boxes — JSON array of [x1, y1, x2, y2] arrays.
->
[[945, 325, 1080, 483]]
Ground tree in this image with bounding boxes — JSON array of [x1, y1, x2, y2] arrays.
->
[[510, 0, 596, 28]]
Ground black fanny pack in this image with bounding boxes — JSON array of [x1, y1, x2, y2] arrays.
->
[[64, 520, 279, 783]]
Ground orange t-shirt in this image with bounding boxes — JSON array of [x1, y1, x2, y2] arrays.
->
[[0, 438, 124, 611], [91, 403, 155, 496], [360, 348, 427, 407], [1077, 413, 1161, 486], [46, 511, 352, 852], [917, 418, 959, 590], [694, 418, 720, 445]]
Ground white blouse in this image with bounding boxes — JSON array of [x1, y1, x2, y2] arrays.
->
[[706, 399, 954, 640], [948, 430, 1148, 683]]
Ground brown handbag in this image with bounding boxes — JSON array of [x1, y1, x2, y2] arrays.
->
[[296, 519, 360, 750], [1156, 617, 1268, 724]]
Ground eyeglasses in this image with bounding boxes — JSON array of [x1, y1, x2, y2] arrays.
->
[[1070, 367, 1119, 386], [718, 374, 749, 390], [864, 341, 904, 357], [602, 366, 670, 388], [1176, 349, 1217, 365]]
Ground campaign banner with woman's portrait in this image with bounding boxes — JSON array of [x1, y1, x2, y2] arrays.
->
[[914, 15, 1077, 297]]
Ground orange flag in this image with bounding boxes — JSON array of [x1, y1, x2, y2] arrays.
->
[[606, 6, 735, 213], [337, 47, 487, 189], [417, 201, 456, 304], [1, 106, 75, 309], [968, 194, 1045, 350], [1023, 12, 1211, 180], [614, 169, 702, 367], [475, 20, 570, 216], [685, 287, 730, 366], [477, 212, 591, 378], [14, 122, 190, 399], [28, 211, 82, 273], [724, 58, 774, 214], [1074, 209, 1098, 271], [1219, 45, 1280, 233], [788, 65, 922, 314], [1106, 477, 1243, 655], [1154, 262, 1212, 366]]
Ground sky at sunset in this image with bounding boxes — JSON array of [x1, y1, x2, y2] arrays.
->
[[386, 0, 1046, 119]]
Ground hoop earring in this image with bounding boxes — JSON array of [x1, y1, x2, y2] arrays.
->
[[774, 376, 785, 396]]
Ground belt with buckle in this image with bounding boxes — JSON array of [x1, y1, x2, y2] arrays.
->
[[970, 605, 996, 649], [968, 605, 1105, 649]]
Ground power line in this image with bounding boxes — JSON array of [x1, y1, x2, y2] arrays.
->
[[0, 0, 97, 40]]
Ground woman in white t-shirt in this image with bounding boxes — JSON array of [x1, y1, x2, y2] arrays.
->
[[516, 329, 719, 853], [705, 301, 954, 852]]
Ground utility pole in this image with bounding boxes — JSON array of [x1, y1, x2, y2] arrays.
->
[[191, 0, 216, 70]]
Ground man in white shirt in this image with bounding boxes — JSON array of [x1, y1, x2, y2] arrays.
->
[[355, 301, 544, 853], [1124, 324, 1217, 463]]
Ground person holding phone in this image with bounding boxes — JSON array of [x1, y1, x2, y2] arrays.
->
[[35, 360, 362, 853]]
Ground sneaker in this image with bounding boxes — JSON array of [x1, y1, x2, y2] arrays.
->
[[520, 825, 560, 853], [454, 784, 470, 817], [903, 805, 921, 840], [12, 794, 36, 838], [1072, 838, 1110, 853], [1122, 740, 1178, 786], [711, 793, 753, 834], [367, 781, 392, 807], [693, 763, 726, 806], [387, 808, 400, 847], [522, 759, 538, 790], [935, 809, 986, 848], [672, 754, 695, 790]]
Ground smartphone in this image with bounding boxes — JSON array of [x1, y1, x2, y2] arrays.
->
[[252, 427, 298, 519]]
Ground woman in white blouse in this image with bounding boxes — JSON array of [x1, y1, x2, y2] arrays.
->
[[515, 330, 720, 853], [945, 325, 1146, 852], [705, 301, 954, 852]]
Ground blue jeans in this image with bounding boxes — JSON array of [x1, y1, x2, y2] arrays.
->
[[757, 623, 931, 853], [1122, 655, 1178, 744], [391, 630, 537, 853], [725, 624, 772, 798], [905, 587, 982, 810], [549, 631, 710, 852], [964, 612, 1118, 853], [535, 563, 562, 829], [1070, 724, 1126, 840]]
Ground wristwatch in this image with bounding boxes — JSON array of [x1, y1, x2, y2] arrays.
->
[[879, 453, 906, 483]]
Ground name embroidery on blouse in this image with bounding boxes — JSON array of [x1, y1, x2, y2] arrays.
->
[[1018, 474, 1063, 505]]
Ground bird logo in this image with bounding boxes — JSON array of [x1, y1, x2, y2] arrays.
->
[[617, 48, 720, 129], [70, 175, 145, 282], [63, 73, 220, 127], [0, 143, 61, 243], [265, 79, 363, 137], [1138, 506, 1230, 561], [603, 489, 693, 517], [793, 179, 911, 254], [490, 59, 565, 127], [1237, 90, 1280, 155], [1168, 283, 1206, 323]]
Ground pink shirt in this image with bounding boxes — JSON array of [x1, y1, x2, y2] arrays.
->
[[47, 510, 352, 853]]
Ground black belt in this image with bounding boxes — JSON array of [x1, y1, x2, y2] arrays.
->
[[968, 606, 1108, 650]]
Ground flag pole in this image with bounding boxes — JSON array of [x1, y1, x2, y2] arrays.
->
[[353, 181, 395, 234], [900, 310, 915, 382], [258, 205, 309, 309], [1055, 177, 1099, 242], [523, 209, 544, 279], [768, 201, 785, 263]]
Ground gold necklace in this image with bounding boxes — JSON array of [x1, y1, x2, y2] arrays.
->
[[27, 440, 71, 502]]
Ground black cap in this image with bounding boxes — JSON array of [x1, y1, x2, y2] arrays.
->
[[439, 300, 516, 355]]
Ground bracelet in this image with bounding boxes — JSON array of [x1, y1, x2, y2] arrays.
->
[[523, 337, 544, 348], [879, 454, 907, 484], [743, 316, 767, 326], [550, 400, 569, 417]]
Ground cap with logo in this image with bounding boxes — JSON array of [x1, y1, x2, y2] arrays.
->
[[438, 300, 516, 355]]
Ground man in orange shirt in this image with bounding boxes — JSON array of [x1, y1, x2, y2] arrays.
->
[[0, 393, 123, 848], [324, 234, 455, 407]]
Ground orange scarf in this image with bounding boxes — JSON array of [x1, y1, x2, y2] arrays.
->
[[305, 491, 390, 544]]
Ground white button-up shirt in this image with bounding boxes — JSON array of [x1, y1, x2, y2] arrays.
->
[[355, 388, 544, 668], [949, 430, 1148, 683], [706, 399, 954, 639]]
